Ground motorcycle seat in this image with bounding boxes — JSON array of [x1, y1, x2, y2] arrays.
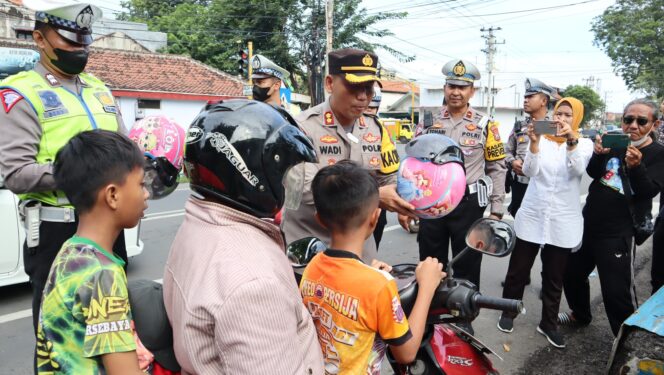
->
[[391, 264, 418, 317]]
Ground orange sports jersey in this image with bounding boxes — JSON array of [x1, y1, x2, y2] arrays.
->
[[300, 249, 412, 374]]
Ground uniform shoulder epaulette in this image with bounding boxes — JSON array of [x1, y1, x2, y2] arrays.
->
[[0, 70, 34, 86], [79, 72, 106, 86]]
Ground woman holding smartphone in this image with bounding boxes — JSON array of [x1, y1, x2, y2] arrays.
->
[[497, 97, 593, 349], [561, 98, 664, 336]]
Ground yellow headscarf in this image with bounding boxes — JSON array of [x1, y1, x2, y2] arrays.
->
[[545, 97, 584, 144]]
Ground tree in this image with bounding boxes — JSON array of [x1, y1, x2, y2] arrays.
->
[[562, 85, 604, 128], [288, 0, 409, 104], [120, 0, 408, 99], [592, 0, 664, 97]]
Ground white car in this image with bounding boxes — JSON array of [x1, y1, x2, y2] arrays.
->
[[0, 179, 144, 288]]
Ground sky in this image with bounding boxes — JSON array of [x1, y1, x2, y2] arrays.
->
[[96, 0, 634, 112]]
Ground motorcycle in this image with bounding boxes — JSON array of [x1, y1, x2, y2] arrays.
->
[[287, 217, 525, 375]]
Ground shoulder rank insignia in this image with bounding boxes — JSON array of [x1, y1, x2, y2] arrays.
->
[[324, 111, 334, 126], [359, 116, 366, 128], [45, 73, 59, 87], [465, 110, 473, 120]]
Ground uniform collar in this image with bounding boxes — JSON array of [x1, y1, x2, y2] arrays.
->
[[34, 61, 88, 88], [322, 97, 366, 128], [442, 105, 475, 120]]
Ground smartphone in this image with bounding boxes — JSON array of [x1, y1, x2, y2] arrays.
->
[[533, 120, 557, 135], [602, 134, 630, 149], [423, 111, 433, 127]]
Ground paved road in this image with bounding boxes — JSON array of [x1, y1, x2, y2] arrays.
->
[[0, 145, 656, 374]]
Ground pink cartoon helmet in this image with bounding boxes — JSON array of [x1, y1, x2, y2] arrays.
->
[[397, 134, 466, 219], [128, 115, 185, 199]]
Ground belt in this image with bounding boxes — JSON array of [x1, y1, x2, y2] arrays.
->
[[40, 206, 76, 223], [515, 175, 530, 184]]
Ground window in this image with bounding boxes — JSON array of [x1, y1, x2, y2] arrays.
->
[[137, 99, 161, 109], [14, 28, 33, 41]]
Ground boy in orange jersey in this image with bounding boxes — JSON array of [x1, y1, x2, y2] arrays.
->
[[300, 161, 445, 373]]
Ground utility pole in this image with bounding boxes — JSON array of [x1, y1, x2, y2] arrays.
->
[[481, 26, 504, 117], [248, 41, 253, 85], [325, 0, 334, 70]]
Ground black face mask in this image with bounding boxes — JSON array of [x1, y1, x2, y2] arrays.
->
[[43, 37, 89, 75], [252, 85, 271, 102]]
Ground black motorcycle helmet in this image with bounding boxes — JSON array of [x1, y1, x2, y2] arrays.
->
[[184, 99, 318, 218], [405, 133, 465, 168]]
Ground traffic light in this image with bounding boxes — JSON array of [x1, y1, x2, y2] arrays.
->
[[238, 49, 248, 78]]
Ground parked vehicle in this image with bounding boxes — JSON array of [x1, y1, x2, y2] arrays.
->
[[0, 178, 143, 288]]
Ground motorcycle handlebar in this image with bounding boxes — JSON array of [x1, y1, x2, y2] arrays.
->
[[474, 295, 524, 315]]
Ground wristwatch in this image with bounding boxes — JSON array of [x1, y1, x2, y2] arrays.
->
[[566, 138, 579, 147]]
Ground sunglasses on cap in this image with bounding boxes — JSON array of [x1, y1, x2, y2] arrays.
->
[[622, 116, 650, 127]]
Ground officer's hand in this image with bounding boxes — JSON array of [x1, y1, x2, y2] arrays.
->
[[594, 135, 610, 154], [380, 184, 417, 217], [511, 159, 524, 175], [488, 214, 502, 220]]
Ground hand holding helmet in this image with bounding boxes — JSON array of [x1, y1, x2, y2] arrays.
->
[[396, 134, 467, 219], [128, 115, 185, 200]]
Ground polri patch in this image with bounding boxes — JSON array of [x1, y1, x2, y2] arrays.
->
[[38, 90, 68, 118], [1, 89, 23, 114]]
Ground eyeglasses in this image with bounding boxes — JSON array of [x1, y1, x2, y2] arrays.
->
[[622, 116, 650, 127]]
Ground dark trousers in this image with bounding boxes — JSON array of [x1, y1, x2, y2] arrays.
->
[[507, 180, 528, 218], [24, 220, 127, 334], [563, 233, 637, 336], [418, 194, 485, 289], [653, 195, 664, 294], [502, 238, 570, 332], [373, 209, 388, 249]]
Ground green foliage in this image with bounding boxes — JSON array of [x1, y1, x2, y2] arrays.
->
[[562, 85, 605, 128], [120, 0, 407, 96], [592, 0, 664, 97]]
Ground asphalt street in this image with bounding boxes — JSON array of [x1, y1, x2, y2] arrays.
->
[[0, 143, 657, 374]]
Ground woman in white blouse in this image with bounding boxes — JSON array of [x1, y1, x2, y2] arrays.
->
[[496, 97, 593, 349]]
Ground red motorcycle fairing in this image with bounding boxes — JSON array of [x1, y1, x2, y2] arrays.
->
[[429, 324, 498, 375]]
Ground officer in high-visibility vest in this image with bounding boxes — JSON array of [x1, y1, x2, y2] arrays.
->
[[0, 3, 126, 334]]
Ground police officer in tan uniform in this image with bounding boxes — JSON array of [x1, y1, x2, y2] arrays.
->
[[405, 59, 507, 318], [505, 78, 556, 217], [281, 48, 412, 262]]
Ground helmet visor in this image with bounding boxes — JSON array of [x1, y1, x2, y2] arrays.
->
[[144, 153, 180, 200]]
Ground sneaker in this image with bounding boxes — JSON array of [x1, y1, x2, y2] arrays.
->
[[455, 321, 475, 336], [537, 325, 566, 348], [497, 315, 514, 333]]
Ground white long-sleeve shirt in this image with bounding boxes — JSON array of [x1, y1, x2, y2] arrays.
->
[[514, 137, 593, 248]]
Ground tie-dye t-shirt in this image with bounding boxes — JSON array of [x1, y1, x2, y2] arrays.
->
[[37, 236, 136, 374]]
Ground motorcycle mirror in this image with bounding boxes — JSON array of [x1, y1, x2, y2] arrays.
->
[[465, 218, 515, 257], [286, 237, 326, 267]]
